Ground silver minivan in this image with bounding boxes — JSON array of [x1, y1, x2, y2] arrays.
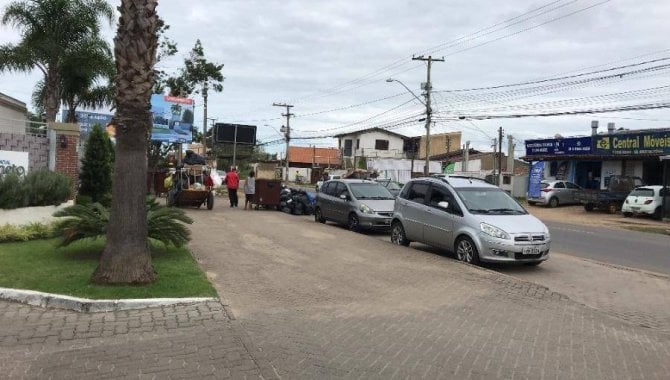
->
[[315, 179, 395, 231], [391, 176, 551, 265]]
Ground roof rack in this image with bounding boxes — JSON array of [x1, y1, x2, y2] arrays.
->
[[427, 175, 490, 185]]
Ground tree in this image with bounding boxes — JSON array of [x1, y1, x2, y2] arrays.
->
[[152, 16, 178, 94], [167, 40, 224, 151], [92, 0, 159, 284], [0, 0, 113, 122], [31, 35, 115, 122], [79, 124, 113, 203]]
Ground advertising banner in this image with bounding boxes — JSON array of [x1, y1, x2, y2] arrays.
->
[[594, 130, 670, 156], [0, 150, 29, 176], [61, 111, 113, 141], [525, 137, 591, 156], [151, 94, 194, 143], [528, 161, 544, 198]]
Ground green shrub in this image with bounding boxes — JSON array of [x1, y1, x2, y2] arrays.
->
[[23, 169, 72, 206], [0, 222, 55, 243], [0, 173, 26, 209], [0, 170, 71, 209], [53, 197, 193, 247], [79, 124, 113, 203]]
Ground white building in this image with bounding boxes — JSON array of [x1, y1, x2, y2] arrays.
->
[[334, 128, 410, 168], [0, 92, 28, 133]]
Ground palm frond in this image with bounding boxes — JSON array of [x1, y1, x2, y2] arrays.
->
[[53, 203, 109, 247]]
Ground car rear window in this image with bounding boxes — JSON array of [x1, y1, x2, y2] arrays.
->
[[629, 188, 655, 197], [541, 183, 550, 188]]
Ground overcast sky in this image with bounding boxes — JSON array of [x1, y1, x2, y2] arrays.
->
[[1, 0, 669, 156]]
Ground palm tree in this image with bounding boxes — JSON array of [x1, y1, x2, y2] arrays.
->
[[0, 0, 113, 122], [32, 35, 115, 122], [92, 0, 159, 284]]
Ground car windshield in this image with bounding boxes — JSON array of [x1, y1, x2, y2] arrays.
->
[[456, 187, 527, 214], [629, 188, 655, 197], [349, 183, 394, 199], [378, 180, 401, 190]]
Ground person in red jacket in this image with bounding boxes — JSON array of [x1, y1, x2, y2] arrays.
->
[[225, 166, 240, 207]]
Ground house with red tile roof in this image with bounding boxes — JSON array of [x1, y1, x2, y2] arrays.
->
[[288, 146, 341, 168]]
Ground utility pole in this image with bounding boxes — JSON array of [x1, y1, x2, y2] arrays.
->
[[492, 138, 497, 183], [507, 135, 515, 176], [498, 127, 504, 186], [206, 117, 217, 163], [412, 55, 444, 176], [273, 102, 293, 181], [202, 82, 209, 158]]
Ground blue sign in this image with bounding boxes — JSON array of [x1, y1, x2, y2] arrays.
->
[[61, 111, 114, 141], [525, 137, 591, 156], [150, 94, 194, 143], [528, 161, 544, 198]]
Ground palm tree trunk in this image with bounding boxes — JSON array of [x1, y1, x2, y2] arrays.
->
[[44, 70, 61, 122], [93, 0, 159, 284]]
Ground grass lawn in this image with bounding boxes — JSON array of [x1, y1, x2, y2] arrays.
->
[[0, 239, 217, 299]]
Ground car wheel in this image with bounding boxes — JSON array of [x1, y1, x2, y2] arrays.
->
[[455, 237, 480, 265], [653, 207, 662, 221], [206, 192, 214, 210], [584, 203, 595, 212], [314, 207, 326, 223], [390, 221, 410, 247], [527, 201, 535, 206], [548, 197, 559, 208], [623, 212, 633, 218], [348, 213, 360, 232], [607, 202, 618, 214], [524, 261, 542, 266]]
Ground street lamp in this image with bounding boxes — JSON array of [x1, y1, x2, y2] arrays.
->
[[387, 78, 432, 175]]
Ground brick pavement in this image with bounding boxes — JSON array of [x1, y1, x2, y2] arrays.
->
[[188, 206, 670, 379], [0, 300, 276, 379]]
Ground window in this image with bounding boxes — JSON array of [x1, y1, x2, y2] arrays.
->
[[335, 182, 348, 197], [375, 139, 389, 150], [404, 182, 429, 204], [343, 139, 353, 157], [428, 186, 460, 214], [554, 182, 565, 188], [549, 162, 558, 176], [322, 182, 335, 196], [356, 139, 360, 149], [566, 182, 580, 189], [502, 175, 511, 185]]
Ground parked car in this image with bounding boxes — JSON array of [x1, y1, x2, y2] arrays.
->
[[375, 178, 403, 197], [314, 179, 395, 231], [527, 180, 582, 208], [392, 176, 551, 266], [621, 186, 667, 220], [575, 175, 644, 214]]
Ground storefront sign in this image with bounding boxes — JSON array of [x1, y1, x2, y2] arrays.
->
[[594, 130, 670, 155], [528, 161, 544, 198], [0, 150, 29, 176], [525, 137, 591, 156]]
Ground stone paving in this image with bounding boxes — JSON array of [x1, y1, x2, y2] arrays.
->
[[188, 207, 670, 379], [2, 202, 670, 379], [0, 301, 275, 379]]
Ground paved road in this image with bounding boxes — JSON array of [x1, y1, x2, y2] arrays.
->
[[545, 220, 670, 274], [188, 206, 670, 379]]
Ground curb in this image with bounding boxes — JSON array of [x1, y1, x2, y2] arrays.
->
[[0, 287, 218, 313]]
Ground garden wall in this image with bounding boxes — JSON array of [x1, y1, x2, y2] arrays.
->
[[0, 132, 49, 172]]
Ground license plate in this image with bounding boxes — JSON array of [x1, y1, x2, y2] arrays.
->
[[631, 207, 640, 211], [522, 246, 540, 255]]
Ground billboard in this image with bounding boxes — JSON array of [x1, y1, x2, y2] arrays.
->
[[150, 94, 194, 143], [214, 123, 257, 145], [61, 111, 113, 141], [525, 137, 591, 156], [594, 130, 670, 156]]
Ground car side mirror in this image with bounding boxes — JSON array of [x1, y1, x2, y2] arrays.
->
[[339, 193, 348, 200], [437, 201, 449, 209]]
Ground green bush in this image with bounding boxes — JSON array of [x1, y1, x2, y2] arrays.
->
[[0, 173, 26, 209], [79, 124, 113, 203], [0, 170, 71, 209], [0, 222, 55, 243], [53, 197, 193, 247], [23, 169, 72, 206]]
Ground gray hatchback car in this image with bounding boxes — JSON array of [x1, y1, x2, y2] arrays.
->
[[315, 179, 395, 231], [391, 176, 551, 265]]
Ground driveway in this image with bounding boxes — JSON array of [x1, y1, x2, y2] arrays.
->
[[188, 203, 670, 379]]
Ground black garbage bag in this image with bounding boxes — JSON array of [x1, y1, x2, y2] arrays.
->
[[183, 150, 206, 165]]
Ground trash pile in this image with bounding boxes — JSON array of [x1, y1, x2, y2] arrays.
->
[[279, 186, 316, 215]]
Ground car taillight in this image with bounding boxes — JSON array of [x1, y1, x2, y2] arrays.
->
[[541, 188, 552, 193], [644, 199, 653, 204]]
